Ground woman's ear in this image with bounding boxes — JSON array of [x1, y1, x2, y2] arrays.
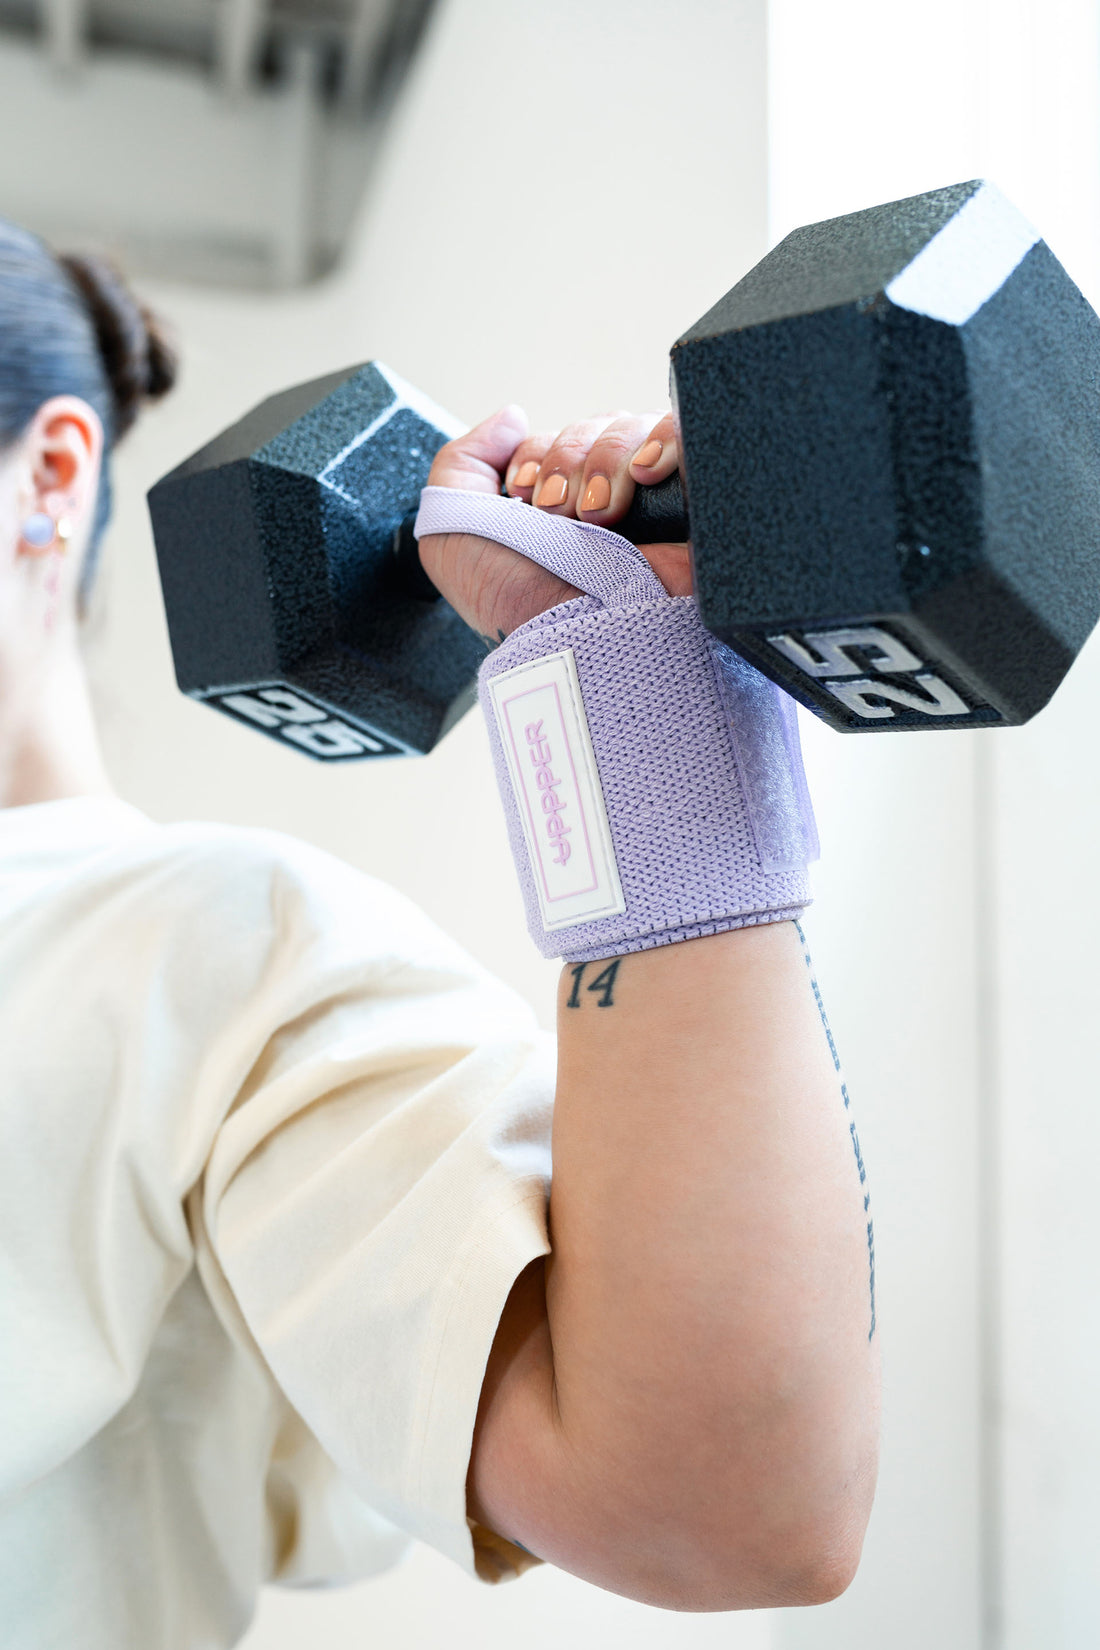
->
[[17, 396, 103, 560], [31, 395, 103, 503]]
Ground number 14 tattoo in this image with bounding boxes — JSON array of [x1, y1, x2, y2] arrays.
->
[[566, 959, 622, 1009]]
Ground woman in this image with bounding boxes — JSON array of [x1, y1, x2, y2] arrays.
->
[[0, 220, 879, 1648]]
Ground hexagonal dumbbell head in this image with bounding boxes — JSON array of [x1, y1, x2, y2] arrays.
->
[[673, 180, 1100, 731], [149, 362, 487, 760]]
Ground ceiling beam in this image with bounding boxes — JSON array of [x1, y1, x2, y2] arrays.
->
[[216, 0, 267, 97], [340, 0, 390, 113], [39, 0, 87, 71]]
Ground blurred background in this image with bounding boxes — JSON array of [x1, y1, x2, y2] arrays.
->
[[3, 1, 1099, 1646]]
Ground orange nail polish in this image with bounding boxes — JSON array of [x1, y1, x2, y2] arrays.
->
[[632, 439, 663, 469], [580, 474, 611, 512], [536, 473, 568, 507], [512, 460, 539, 489]]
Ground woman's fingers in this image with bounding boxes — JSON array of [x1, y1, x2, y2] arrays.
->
[[517, 410, 680, 528], [575, 413, 672, 527], [504, 431, 556, 498], [421, 406, 690, 635], [428, 407, 682, 514], [627, 411, 680, 488], [525, 417, 619, 516], [575, 411, 690, 594], [505, 409, 690, 596], [625, 412, 689, 591]]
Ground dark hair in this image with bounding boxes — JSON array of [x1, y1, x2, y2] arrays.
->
[[0, 219, 176, 598]]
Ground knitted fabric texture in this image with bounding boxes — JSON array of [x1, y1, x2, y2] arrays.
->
[[415, 486, 818, 961]]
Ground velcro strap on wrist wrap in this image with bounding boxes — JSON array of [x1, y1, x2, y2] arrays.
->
[[415, 486, 818, 962]]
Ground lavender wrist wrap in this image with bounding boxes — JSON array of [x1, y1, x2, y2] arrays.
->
[[414, 486, 818, 963]]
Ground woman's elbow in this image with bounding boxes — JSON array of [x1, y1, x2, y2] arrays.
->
[[744, 1515, 869, 1610], [640, 1507, 870, 1613], [616, 1441, 878, 1614]]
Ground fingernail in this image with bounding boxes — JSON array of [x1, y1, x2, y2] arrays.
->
[[632, 439, 663, 469], [536, 473, 568, 507], [580, 474, 611, 513], [512, 460, 539, 489]]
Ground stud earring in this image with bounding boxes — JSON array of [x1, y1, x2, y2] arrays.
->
[[21, 512, 56, 550], [20, 512, 73, 552]]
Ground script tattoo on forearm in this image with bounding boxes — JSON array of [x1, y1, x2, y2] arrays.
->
[[565, 958, 622, 1009], [795, 921, 876, 1341]]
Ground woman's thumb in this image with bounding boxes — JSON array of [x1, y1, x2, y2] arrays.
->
[[429, 404, 528, 492]]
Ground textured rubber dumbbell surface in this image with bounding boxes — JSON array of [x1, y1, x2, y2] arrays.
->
[[673, 179, 1100, 730], [150, 180, 1100, 759], [150, 362, 487, 759]]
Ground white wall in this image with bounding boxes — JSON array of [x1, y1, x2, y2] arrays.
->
[[83, 1, 775, 1646], [769, 4, 1100, 1648], [994, 639, 1100, 1650]]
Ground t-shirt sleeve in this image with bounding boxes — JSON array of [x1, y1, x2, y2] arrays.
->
[[190, 834, 554, 1582]]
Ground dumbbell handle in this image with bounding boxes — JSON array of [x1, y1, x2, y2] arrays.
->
[[613, 471, 689, 543], [393, 472, 690, 601]]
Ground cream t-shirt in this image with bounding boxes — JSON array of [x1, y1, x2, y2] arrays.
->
[[0, 798, 553, 1649]]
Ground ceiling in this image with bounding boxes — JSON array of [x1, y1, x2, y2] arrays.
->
[[0, 1, 436, 105], [0, 1, 439, 286]]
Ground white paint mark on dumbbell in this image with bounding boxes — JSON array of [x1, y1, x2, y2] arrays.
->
[[825, 674, 969, 719], [885, 182, 1039, 327], [319, 363, 465, 482], [766, 626, 923, 678]]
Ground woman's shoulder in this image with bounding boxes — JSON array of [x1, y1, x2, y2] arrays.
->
[[155, 813, 471, 966], [154, 810, 488, 977], [0, 795, 489, 992]]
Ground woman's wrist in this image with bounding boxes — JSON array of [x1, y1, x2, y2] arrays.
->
[[415, 485, 817, 962]]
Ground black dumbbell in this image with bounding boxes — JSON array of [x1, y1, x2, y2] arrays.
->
[[149, 179, 1100, 763]]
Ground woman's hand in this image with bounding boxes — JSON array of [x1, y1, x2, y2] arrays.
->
[[417, 405, 691, 647]]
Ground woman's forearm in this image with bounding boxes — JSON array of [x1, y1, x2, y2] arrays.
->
[[470, 921, 879, 1608], [436, 410, 878, 1607]]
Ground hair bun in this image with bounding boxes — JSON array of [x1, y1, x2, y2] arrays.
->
[[58, 252, 177, 439]]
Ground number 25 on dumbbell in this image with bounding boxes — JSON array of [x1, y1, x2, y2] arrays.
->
[[149, 179, 1100, 761]]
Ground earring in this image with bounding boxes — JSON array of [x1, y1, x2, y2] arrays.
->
[[21, 511, 56, 549], [20, 512, 72, 552]]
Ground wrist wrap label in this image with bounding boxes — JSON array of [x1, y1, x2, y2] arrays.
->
[[486, 648, 626, 932], [415, 485, 818, 962]]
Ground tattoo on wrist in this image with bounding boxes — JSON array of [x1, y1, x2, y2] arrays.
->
[[565, 958, 622, 1009], [477, 627, 508, 652]]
